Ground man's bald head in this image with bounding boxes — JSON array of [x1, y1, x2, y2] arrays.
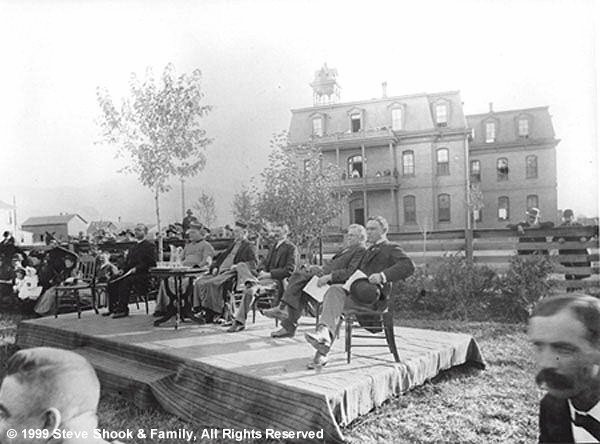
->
[[0, 347, 100, 444]]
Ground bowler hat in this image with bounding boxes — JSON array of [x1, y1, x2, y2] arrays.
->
[[349, 278, 381, 305]]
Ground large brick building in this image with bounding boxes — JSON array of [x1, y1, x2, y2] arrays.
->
[[288, 66, 559, 232]]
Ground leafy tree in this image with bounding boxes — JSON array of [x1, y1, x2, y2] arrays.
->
[[255, 131, 349, 259], [193, 191, 217, 228], [231, 185, 257, 223], [96, 63, 212, 257]]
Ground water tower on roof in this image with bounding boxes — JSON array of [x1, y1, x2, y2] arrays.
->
[[310, 64, 340, 106]]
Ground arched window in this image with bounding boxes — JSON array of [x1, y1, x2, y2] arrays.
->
[[312, 117, 323, 137], [392, 108, 403, 131], [403, 195, 416, 224], [350, 113, 361, 132], [485, 122, 496, 143], [436, 148, 449, 176], [497, 158, 509, 181], [402, 150, 415, 176], [526, 155, 538, 179], [498, 196, 510, 220], [347, 155, 363, 178], [437, 194, 451, 222]]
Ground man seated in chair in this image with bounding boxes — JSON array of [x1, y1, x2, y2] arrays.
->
[[191, 221, 257, 323], [227, 222, 297, 333], [104, 223, 156, 319], [153, 223, 214, 320], [262, 224, 367, 338], [304, 216, 415, 368]]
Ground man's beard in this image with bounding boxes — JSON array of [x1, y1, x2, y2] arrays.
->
[[535, 368, 575, 391]]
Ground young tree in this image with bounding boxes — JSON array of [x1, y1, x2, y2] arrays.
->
[[193, 191, 217, 228], [231, 185, 257, 223], [255, 132, 349, 259], [96, 63, 212, 257]]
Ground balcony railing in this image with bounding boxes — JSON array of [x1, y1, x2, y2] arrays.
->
[[334, 174, 399, 190], [312, 127, 396, 145]]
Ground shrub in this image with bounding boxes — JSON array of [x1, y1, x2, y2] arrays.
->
[[395, 254, 496, 320], [490, 255, 554, 322]]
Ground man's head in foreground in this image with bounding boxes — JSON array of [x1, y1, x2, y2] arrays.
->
[[528, 293, 600, 406], [0, 347, 101, 444]]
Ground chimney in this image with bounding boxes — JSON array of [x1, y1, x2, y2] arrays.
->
[[489, 102, 493, 113], [382, 81, 388, 98]]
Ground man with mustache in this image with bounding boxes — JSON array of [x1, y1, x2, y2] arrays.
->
[[528, 293, 600, 443]]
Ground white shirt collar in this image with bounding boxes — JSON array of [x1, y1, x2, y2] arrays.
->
[[568, 399, 600, 443], [275, 239, 285, 249]]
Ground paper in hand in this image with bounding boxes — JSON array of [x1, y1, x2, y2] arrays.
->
[[302, 275, 329, 303], [342, 269, 368, 292]]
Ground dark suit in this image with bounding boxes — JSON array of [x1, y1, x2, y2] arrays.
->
[[233, 239, 297, 325], [539, 394, 574, 443], [320, 239, 415, 335], [108, 239, 157, 313], [210, 239, 258, 274], [281, 244, 366, 331]]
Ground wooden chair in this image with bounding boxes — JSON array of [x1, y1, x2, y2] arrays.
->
[[335, 283, 400, 363], [55, 255, 98, 318]]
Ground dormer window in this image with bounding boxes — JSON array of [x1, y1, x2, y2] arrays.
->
[[435, 103, 448, 127], [485, 122, 496, 143], [350, 113, 361, 132], [518, 118, 529, 137], [312, 117, 323, 137], [392, 108, 403, 131]]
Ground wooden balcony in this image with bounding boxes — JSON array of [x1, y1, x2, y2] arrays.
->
[[334, 174, 399, 191]]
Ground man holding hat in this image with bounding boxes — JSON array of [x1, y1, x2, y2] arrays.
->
[[191, 221, 257, 322], [304, 216, 415, 368], [508, 207, 554, 255]]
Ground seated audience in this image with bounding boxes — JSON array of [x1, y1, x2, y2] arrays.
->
[[34, 253, 80, 316], [0, 347, 123, 443], [263, 224, 367, 338], [304, 216, 414, 368], [104, 224, 156, 319], [528, 293, 600, 443], [227, 222, 297, 333], [192, 221, 257, 323]]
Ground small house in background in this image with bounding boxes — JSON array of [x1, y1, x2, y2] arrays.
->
[[22, 213, 88, 243], [87, 220, 119, 238]]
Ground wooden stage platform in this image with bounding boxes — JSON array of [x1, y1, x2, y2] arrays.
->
[[16, 303, 484, 443]]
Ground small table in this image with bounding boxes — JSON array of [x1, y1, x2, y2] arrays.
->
[[150, 267, 207, 329], [54, 282, 93, 319]]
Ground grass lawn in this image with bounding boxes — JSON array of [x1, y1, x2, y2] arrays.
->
[[0, 312, 541, 444]]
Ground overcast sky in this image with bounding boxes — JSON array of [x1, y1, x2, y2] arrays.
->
[[0, 0, 597, 223]]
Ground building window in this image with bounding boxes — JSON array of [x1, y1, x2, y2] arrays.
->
[[485, 122, 496, 143], [436, 148, 449, 176], [470, 160, 481, 182], [527, 194, 539, 211], [312, 118, 323, 137], [497, 157, 509, 181], [526, 155, 538, 179], [435, 104, 448, 127], [403, 195, 416, 224], [392, 108, 403, 131], [438, 194, 451, 222], [498, 196, 510, 220], [347, 155, 363, 178], [473, 209, 482, 223], [402, 150, 415, 176], [518, 118, 529, 137], [350, 113, 361, 133]]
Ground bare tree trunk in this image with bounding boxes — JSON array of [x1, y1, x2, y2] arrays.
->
[[155, 186, 163, 261]]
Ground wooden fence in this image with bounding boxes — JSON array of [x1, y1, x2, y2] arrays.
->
[[323, 226, 600, 290]]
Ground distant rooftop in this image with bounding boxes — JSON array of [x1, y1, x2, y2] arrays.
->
[[22, 214, 87, 226]]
